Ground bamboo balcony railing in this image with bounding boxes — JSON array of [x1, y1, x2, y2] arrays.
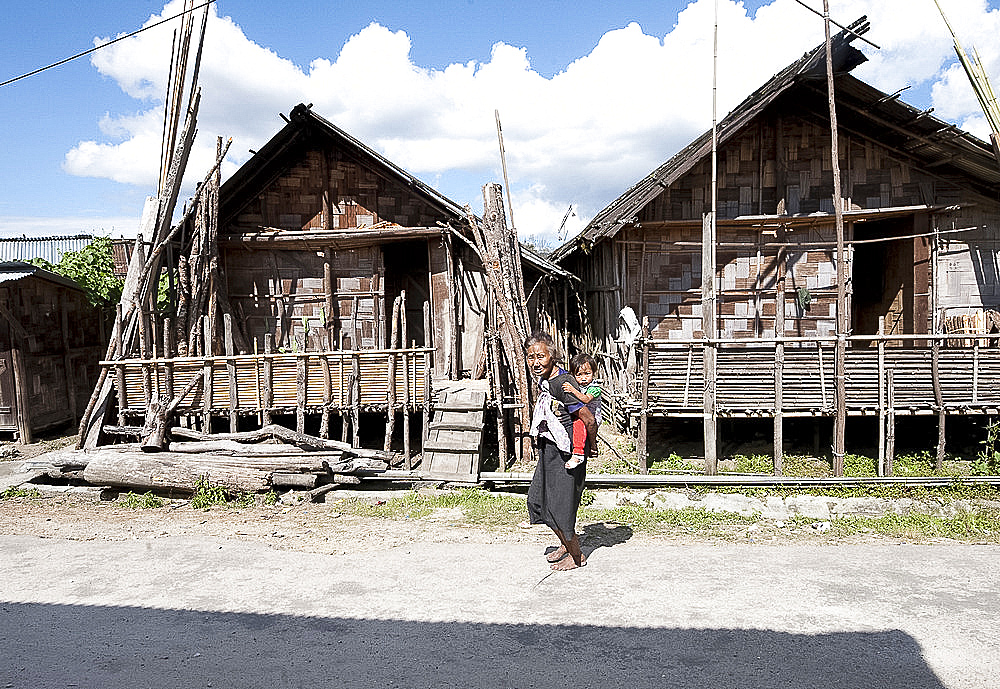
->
[[637, 334, 1000, 418], [101, 348, 433, 420]]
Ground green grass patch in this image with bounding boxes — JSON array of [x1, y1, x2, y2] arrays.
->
[[647, 452, 690, 474], [325, 483, 1000, 543], [579, 504, 758, 533], [118, 491, 164, 509], [0, 486, 41, 499], [793, 509, 1000, 542]]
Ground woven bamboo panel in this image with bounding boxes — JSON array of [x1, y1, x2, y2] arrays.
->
[[228, 147, 451, 233]]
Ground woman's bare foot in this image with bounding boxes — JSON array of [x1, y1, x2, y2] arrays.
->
[[546, 545, 568, 562], [550, 553, 587, 571]]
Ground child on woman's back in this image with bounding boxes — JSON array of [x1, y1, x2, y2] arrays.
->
[[562, 353, 602, 470]]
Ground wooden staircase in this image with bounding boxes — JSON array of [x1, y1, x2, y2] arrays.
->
[[420, 380, 487, 482]]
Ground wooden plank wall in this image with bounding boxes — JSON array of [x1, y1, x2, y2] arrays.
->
[[223, 245, 384, 351]]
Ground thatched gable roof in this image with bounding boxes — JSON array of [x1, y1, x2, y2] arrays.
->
[[551, 16, 1000, 262]]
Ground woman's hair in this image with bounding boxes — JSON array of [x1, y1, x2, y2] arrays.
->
[[569, 352, 598, 376], [524, 330, 563, 363]]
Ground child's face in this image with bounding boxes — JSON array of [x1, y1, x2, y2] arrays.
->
[[574, 362, 594, 387]]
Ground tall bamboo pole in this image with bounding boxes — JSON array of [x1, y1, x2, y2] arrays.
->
[[824, 0, 848, 476], [702, 0, 720, 475]]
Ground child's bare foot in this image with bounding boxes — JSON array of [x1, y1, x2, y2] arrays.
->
[[546, 545, 568, 562], [551, 553, 587, 571]]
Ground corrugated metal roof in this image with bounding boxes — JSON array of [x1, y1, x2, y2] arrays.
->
[[0, 261, 86, 292], [0, 234, 95, 265]]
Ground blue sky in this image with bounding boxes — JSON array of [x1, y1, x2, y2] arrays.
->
[[1, 0, 998, 244]]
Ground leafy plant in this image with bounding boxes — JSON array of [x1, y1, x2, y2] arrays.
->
[[28, 237, 123, 313], [0, 486, 41, 499], [843, 453, 877, 477], [119, 491, 164, 509], [648, 452, 689, 473], [730, 454, 774, 474], [189, 476, 253, 509], [974, 421, 1000, 476]]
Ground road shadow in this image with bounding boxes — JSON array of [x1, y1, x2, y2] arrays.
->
[[0, 602, 947, 688], [581, 521, 633, 558]]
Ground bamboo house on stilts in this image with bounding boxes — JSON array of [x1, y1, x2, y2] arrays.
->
[[78, 97, 571, 489], [553, 19, 1000, 476]]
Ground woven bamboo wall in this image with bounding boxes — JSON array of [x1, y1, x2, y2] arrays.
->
[[641, 116, 964, 222], [621, 224, 840, 341], [0, 279, 103, 432], [936, 206, 1000, 316], [228, 148, 448, 232]]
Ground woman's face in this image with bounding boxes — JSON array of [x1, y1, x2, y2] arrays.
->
[[526, 341, 556, 380]]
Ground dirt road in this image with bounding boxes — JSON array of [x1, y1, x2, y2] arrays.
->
[[2, 481, 999, 689]]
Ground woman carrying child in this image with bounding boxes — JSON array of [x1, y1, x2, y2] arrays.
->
[[524, 331, 597, 571]]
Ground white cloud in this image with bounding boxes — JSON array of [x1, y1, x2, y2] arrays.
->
[[64, 0, 1000, 247]]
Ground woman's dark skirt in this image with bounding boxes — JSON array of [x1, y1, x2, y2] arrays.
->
[[526, 437, 586, 535]]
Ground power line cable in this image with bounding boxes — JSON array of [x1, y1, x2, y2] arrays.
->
[[0, 0, 216, 89]]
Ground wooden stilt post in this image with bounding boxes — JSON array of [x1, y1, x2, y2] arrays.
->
[[351, 354, 361, 448], [320, 353, 331, 439], [774, 227, 786, 475], [886, 369, 896, 476], [403, 350, 412, 470], [400, 290, 410, 467], [385, 296, 400, 452], [201, 316, 213, 432], [262, 338, 273, 427], [224, 313, 238, 432], [638, 335, 649, 474], [423, 300, 432, 449], [932, 335, 946, 471], [877, 317, 886, 476], [296, 354, 307, 434]]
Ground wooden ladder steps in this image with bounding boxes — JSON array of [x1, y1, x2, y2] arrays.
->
[[427, 421, 484, 432]]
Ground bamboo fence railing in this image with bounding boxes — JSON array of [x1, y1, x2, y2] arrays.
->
[[103, 348, 432, 422], [634, 334, 1000, 418]]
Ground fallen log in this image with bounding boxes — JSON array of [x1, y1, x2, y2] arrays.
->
[[83, 449, 271, 493], [169, 440, 309, 455], [169, 424, 400, 463], [22, 449, 91, 473], [307, 474, 362, 502], [271, 472, 318, 489]]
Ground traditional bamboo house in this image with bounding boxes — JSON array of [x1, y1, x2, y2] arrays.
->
[[552, 19, 1000, 473], [0, 262, 104, 442], [94, 103, 570, 476]]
